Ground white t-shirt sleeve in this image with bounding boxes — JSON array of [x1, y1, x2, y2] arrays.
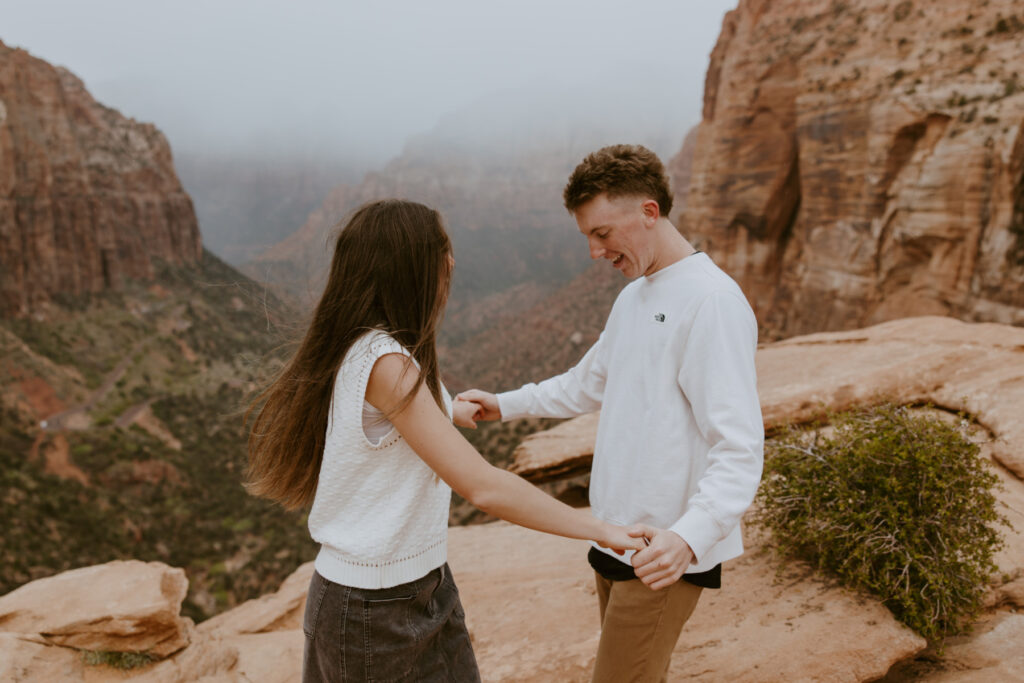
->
[[496, 332, 608, 420], [669, 291, 764, 563]]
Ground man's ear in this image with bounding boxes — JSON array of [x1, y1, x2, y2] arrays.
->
[[641, 198, 660, 225]]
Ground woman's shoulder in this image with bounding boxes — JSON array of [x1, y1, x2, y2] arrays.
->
[[346, 329, 413, 366], [333, 330, 414, 404]]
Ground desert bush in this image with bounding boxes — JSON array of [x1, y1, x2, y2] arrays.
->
[[81, 650, 154, 670], [754, 404, 1008, 642]]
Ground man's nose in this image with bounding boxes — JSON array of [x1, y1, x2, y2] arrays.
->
[[588, 239, 605, 260]]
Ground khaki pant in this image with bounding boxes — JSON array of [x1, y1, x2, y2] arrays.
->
[[592, 572, 703, 683]]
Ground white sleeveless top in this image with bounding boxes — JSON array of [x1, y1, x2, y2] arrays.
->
[[308, 330, 452, 589]]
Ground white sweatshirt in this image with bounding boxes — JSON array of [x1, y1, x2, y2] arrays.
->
[[498, 253, 764, 573]]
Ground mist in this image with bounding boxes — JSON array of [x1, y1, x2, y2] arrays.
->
[[1, 0, 736, 167]]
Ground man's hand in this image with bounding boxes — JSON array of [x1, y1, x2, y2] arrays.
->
[[628, 524, 694, 590], [452, 398, 482, 429], [454, 389, 501, 422]]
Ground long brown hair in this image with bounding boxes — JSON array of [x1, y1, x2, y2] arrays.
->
[[246, 199, 452, 510]]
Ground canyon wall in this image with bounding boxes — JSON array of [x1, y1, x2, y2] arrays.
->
[[0, 41, 201, 317], [676, 0, 1024, 338]]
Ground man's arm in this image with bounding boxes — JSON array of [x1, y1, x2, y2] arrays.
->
[[458, 332, 609, 422], [631, 291, 764, 589]]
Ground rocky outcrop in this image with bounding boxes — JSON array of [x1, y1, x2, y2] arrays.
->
[[512, 315, 1024, 681], [756, 316, 1024, 478], [196, 562, 313, 637], [0, 41, 201, 317], [916, 614, 1024, 682], [509, 411, 599, 482], [452, 522, 927, 682], [0, 561, 301, 682], [667, 125, 698, 216], [4, 316, 1022, 680], [0, 560, 192, 657], [0, 534, 928, 683], [675, 0, 1024, 338]]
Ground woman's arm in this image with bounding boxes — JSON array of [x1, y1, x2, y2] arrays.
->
[[367, 353, 641, 552], [457, 331, 610, 423]]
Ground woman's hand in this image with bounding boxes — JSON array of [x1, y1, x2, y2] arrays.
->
[[596, 522, 649, 555], [455, 389, 501, 421], [452, 398, 482, 429]]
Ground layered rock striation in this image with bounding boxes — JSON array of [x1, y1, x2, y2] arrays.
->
[[0, 41, 201, 317], [677, 0, 1024, 338]]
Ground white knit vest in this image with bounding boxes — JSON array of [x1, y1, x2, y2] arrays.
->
[[308, 330, 451, 589]]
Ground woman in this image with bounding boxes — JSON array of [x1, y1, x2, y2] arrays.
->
[[246, 199, 642, 682]]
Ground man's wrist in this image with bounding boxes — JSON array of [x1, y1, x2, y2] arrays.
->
[[495, 390, 521, 422], [669, 506, 718, 565]]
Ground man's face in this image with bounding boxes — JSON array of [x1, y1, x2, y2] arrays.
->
[[574, 194, 657, 278]]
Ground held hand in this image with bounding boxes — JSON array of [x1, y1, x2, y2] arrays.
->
[[454, 389, 501, 422], [596, 522, 648, 556], [452, 398, 482, 429], [628, 524, 694, 590]]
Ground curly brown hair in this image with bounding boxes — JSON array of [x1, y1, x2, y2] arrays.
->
[[563, 144, 673, 216]]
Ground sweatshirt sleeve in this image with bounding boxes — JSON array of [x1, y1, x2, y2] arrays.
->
[[668, 291, 764, 563], [496, 332, 608, 420]]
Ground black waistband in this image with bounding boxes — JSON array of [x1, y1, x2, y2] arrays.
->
[[588, 547, 721, 589]]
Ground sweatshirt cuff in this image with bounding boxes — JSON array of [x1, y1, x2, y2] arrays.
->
[[669, 504, 722, 564], [496, 388, 531, 422]]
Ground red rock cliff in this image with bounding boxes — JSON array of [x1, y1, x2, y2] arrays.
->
[[675, 0, 1024, 337], [0, 41, 201, 316]]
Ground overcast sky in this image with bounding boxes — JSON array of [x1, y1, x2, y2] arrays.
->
[[1, 0, 736, 167]]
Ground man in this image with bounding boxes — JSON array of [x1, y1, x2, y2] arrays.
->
[[459, 144, 763, 682]]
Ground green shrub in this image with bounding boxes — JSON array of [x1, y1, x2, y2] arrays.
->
[[754, 404, 1008, 642], [81, 650, 154, 670]]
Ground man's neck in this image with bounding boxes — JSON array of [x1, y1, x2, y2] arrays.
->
[[646, 219, 697, 275]]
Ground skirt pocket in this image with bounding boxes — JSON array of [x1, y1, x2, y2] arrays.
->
[[302, 571, 331, 639], [363, 593, 422, 682]]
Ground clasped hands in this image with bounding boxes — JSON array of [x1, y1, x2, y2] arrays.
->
[[626, 525, 694, 591], [452, 391, 497, 429]]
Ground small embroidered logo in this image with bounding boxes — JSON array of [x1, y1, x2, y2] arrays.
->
[[654, 313, 666, 322]]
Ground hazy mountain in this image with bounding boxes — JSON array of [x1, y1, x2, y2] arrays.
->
[[244, 83, 694, 352], [174, 153, 360, 266]]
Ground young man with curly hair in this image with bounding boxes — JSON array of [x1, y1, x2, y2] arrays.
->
[[460, 144, 764, 682]]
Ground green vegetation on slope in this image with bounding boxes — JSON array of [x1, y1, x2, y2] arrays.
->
[[0, 251, 318, 621], [755, 404, 1009, 642]]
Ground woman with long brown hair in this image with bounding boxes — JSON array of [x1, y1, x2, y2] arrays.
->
[[247, 199, 641, 682]]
